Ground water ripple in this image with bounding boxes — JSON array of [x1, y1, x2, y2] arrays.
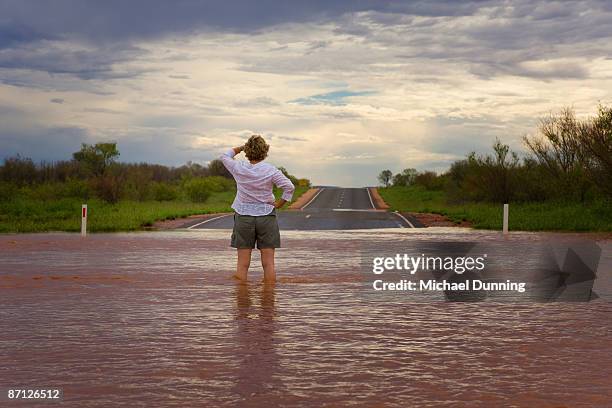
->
[[0, 230, 610, 407]]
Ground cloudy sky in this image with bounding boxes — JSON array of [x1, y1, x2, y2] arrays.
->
[[1, 0, 612, 186]]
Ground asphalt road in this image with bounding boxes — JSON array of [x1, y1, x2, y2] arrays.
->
[[186, 187, 422, 230]]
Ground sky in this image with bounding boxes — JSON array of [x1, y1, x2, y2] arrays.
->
[[1, 0, 612, 186]]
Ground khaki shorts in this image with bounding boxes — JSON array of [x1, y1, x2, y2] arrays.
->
[[231, 209, 281, 249]]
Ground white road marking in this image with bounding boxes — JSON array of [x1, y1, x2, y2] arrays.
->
[[365, 187, 375, 209], [187, 214, 232, 229], [301, 187, 325, 209], [332, 208, 380, 212], [392, 211, 415, 228], [305, 214, 311, 218]]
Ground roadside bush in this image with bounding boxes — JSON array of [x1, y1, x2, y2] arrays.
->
[[446, 140, 520, 203], [578, 105, 612, 197], [0, 155, 37, 186], [523, 107, 593, 202], [150, 182, 178, 201], [0, 181, 19, 201], [61, 178, 90, 200], [201, 176, 234, 192], [414, 171, 445, 190], [511, 158, 551, 202], [91, 174, 123, 204], [122, 179, 151, 201], [278, 167, 299, 187], [183, 179, 212, 202], [122, 166, 154, 201], [22, 182, 63, 201], [392, 168, 417, 187], [208, 159, 232, 178]]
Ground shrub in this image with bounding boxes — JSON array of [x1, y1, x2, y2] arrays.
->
[[0, 155, 37, 186], [392, 168, 417, 187], [150, 182, 178, 201], [0, 181, 19, 201], [61, 179, 90, 200], [278, 167, 299, 187], [523, 107, 593, 202], [297, 178, 311, 188], [122, 180, 151, 201], [207, 159, 232, 178], [578, 105, 612, 197], [414, 171, 445, 190], [183, 179, 212, 202], [23, 183, 63, 201], [91, 174, 122, 203], [445, 140, 520, 203], [202, 176, 234, 192]]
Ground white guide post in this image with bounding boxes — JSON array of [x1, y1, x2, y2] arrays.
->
[[502, 203, 509, 235], [81, 204, 88, 237]]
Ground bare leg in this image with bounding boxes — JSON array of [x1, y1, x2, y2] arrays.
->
[[233, 248, 252, 281], [260, 248, 275, 283]]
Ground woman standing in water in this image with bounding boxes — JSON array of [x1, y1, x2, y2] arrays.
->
[[220, 135, 295, 283]]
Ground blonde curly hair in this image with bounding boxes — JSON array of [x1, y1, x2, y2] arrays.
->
[[244, 134, 269, 162]]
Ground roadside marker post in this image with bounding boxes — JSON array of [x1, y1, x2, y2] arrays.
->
[[502, 203, 509, 235], [81, 204, 87, 237]]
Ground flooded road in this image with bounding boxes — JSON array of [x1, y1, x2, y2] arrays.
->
[[1, 229, 611, 407]]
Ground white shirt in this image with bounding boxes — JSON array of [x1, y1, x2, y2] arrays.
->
[[220, 149, 295, 216]]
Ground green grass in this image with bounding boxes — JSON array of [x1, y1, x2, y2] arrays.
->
[[0, 186, 310, 233], [378, 186, 612, 232], [275, 185, 309, 204]]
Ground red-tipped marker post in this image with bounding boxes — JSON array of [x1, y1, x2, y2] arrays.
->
[[502, 203, 509, 235], [81, 204, 87, 237]]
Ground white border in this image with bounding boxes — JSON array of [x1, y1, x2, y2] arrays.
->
[[392, 211, 415, 228], [365, 187, 375, 209], [301, 187, 325, 209], [187, 214, 232, 230]]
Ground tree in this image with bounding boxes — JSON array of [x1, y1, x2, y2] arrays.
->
[[0, 155, 37, 185], [414, 171, 444, 190], [446, 140, 520, 203], [577, 104, 612, 197], [278, 166, 299, 186], [378, 169, 392, 187], [392, 168, 417, 187], [484, 139, 520, 203], [207, 159, 232, 178], [73, 142, 120, 176], [523, 107, 591, 202], [524, 108, 580, 177]]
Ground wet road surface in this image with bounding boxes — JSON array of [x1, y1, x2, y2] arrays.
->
[[186, 187, 421, 230], [1, 230, 611, 407]]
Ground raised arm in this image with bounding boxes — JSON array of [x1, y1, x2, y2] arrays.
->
[[219, 145, 244, 173], [271, 169, 295, 209]]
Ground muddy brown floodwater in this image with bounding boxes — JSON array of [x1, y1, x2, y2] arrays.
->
[[0, 229, 611, 407]]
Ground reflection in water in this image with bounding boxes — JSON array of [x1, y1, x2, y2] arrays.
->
[[233, 283, 280, 404]]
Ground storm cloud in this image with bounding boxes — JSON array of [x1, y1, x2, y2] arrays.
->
[[1, 0, 612, 185]]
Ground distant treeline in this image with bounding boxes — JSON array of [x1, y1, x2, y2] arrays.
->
[[378, 104, 612, 203], [0, 143, 310, 203]]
